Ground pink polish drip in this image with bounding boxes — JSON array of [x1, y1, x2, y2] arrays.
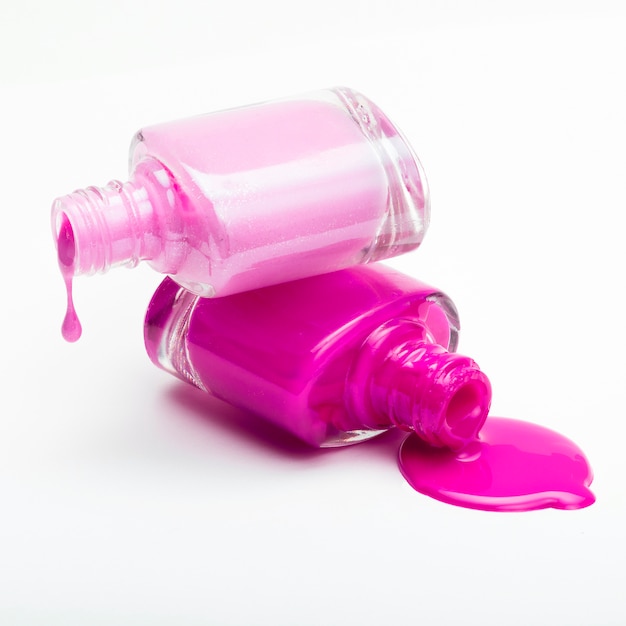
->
[[398, 417, 595, 511], [57, 215, 82, 342]]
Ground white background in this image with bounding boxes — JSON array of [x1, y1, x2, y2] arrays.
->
[[1, 1, 625, 624]]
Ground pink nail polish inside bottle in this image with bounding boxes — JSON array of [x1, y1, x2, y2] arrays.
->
[[144, 264, 491, 448], [52, 87, 430, 340]]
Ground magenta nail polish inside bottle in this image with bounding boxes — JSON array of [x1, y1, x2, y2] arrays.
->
[[145, 264, 491, 448]]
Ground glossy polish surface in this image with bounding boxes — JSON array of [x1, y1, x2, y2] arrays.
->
[[399, 417, 595, 511]]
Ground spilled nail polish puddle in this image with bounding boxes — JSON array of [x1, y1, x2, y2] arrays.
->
[[399, 417, 595, 511], [57, 214, 82, 342]]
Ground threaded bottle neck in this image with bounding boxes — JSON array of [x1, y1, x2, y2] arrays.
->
[[50, 159, 167, 275], [347, 319, 491, 449]]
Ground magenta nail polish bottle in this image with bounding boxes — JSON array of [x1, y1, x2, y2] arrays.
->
[[52, 87, 429, 341], [144, 264, 491, 448]]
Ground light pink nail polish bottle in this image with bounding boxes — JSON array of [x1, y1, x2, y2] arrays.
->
[[52, 87, 430, 340], [144, 264, 491, 448]]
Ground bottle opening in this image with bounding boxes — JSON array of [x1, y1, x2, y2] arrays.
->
[[445, 381, 489, 442]]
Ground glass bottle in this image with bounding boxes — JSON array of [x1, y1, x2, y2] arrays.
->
[[144, 264, 491, 448], [52, 87, 429, 299]]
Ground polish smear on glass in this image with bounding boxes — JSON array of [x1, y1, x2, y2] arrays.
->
[[398, 417, 595, 511], [57, 215, 82, 342]]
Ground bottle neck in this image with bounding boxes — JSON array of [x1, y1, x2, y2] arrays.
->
[[347, 319, 491, 449], [51, 158, 174, 275]]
